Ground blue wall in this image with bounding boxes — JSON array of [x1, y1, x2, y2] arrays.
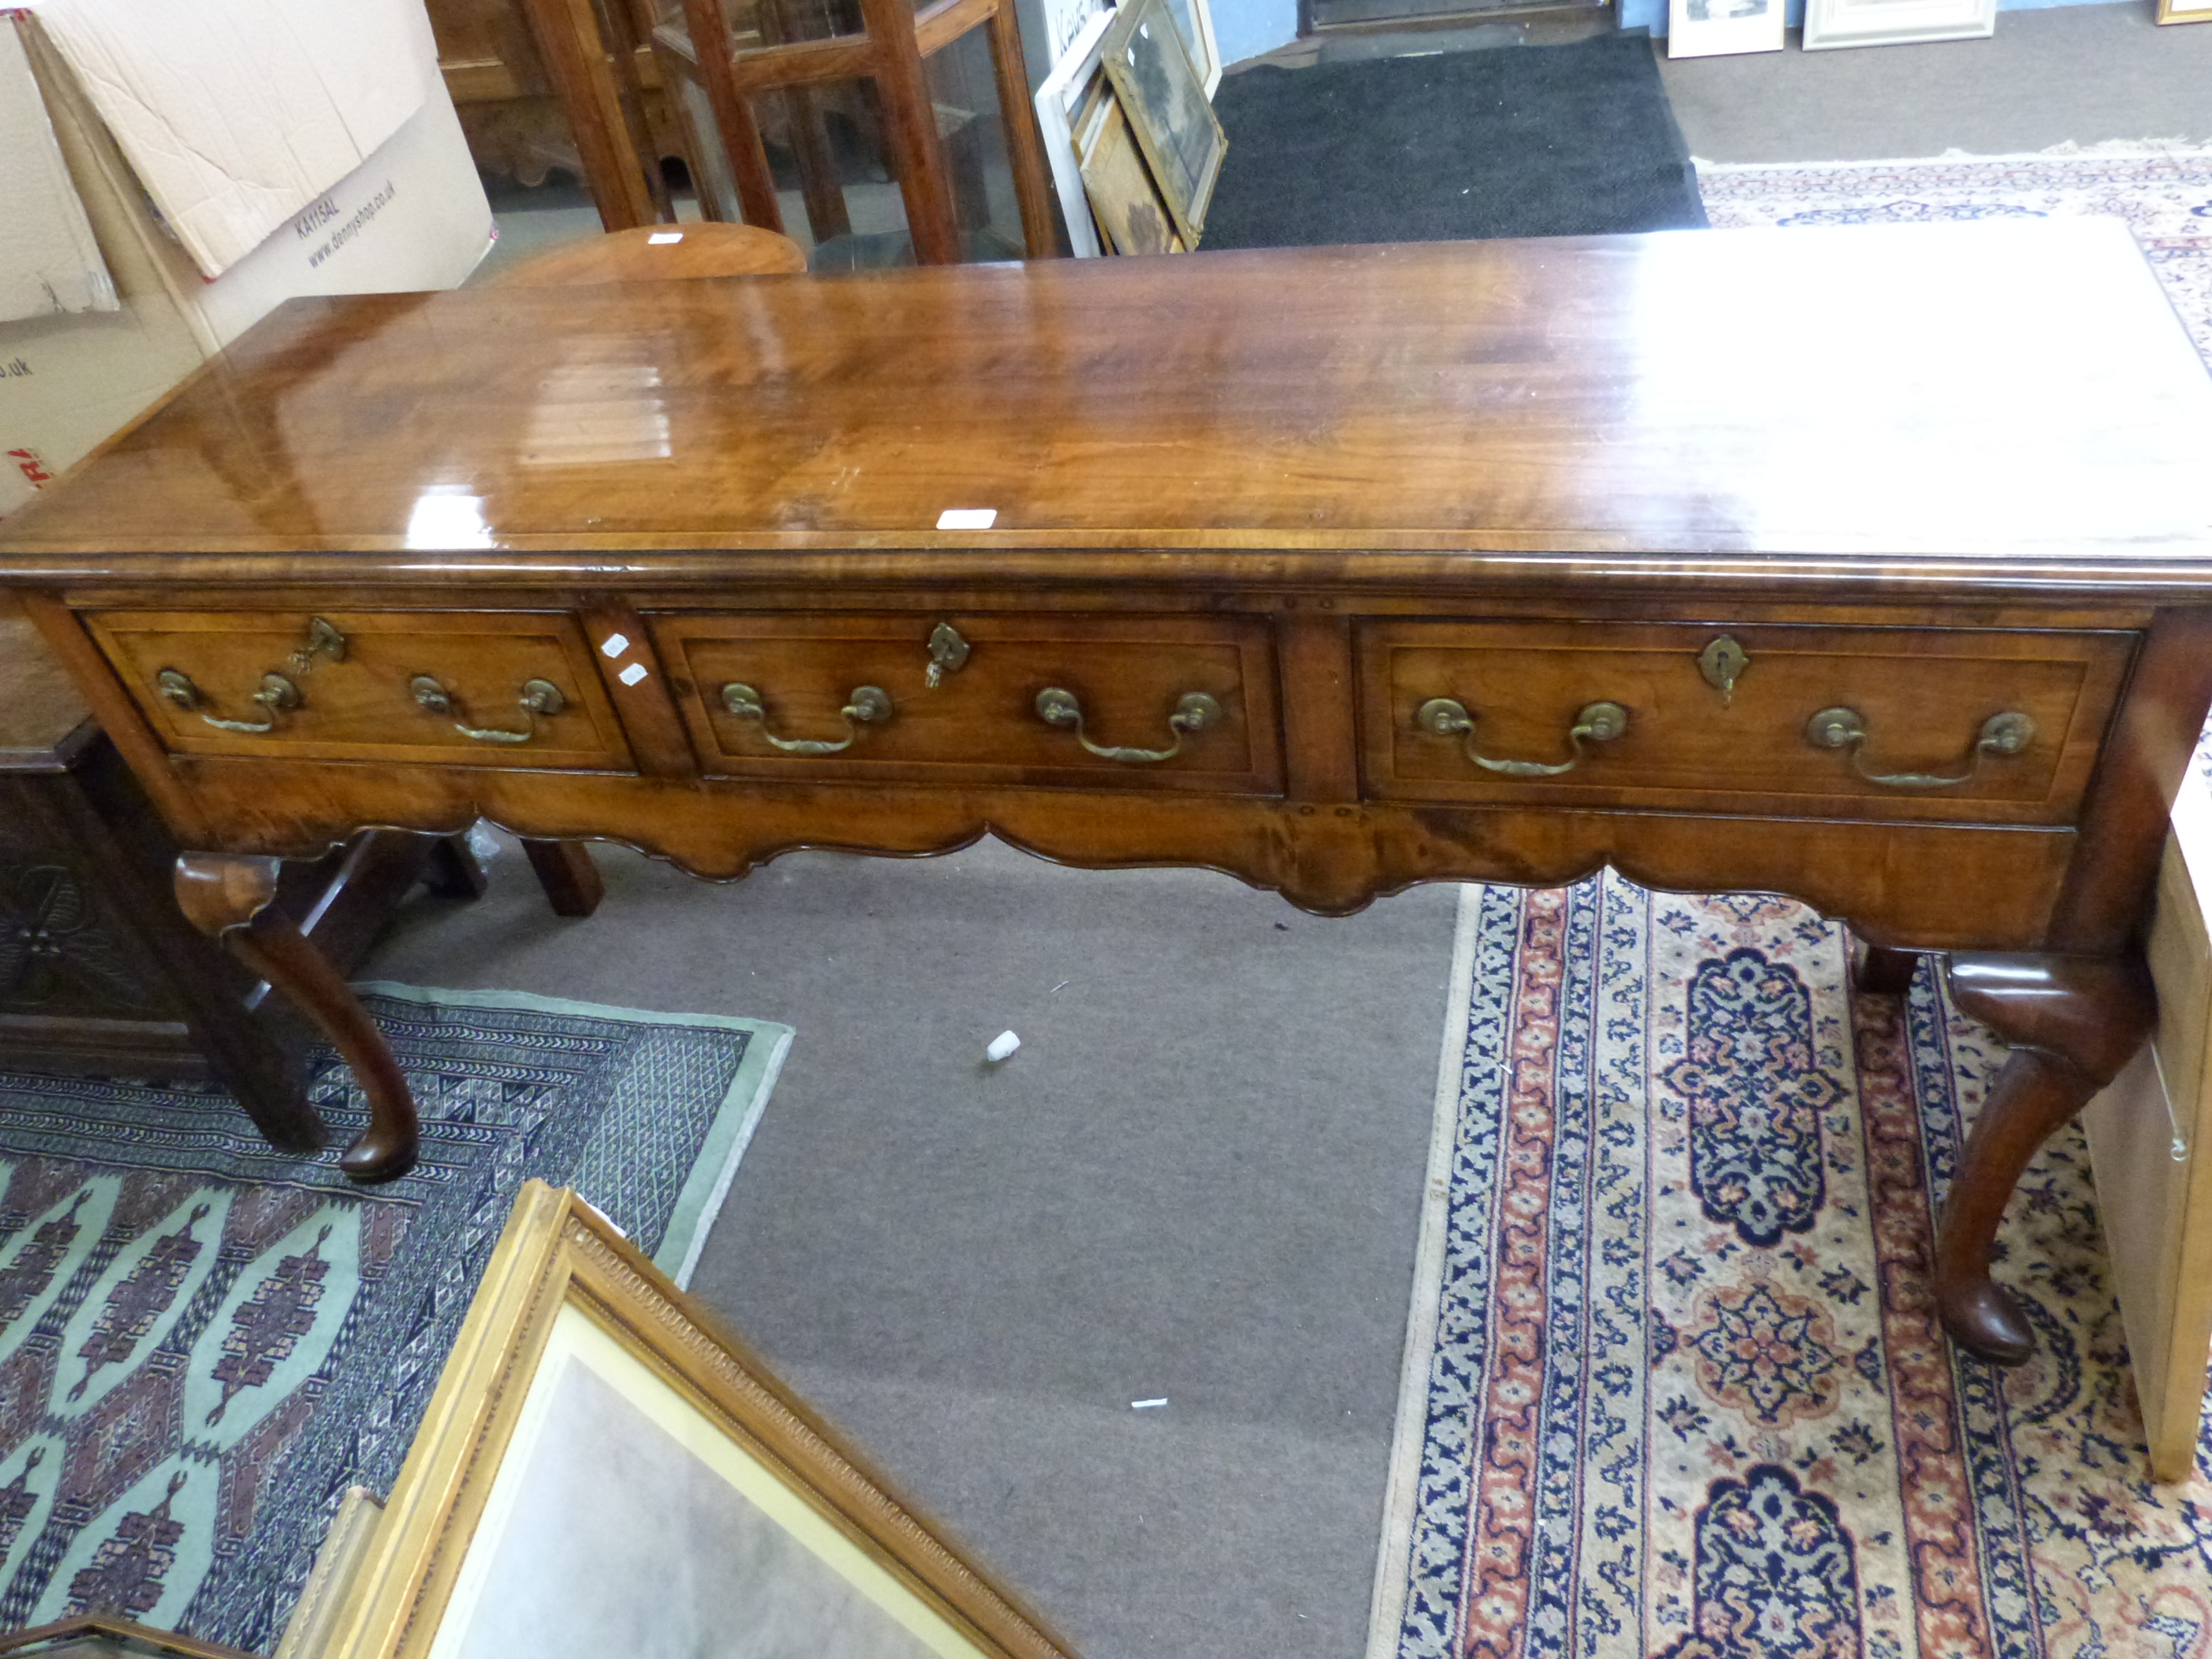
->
[[1212, 0, 1300, 64], [1630, 0, 2116, 32]]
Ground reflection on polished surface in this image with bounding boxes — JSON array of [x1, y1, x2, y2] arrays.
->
[[6, 218, 2210, 567], [404, 488, 497, 550], [519, 347, 675, 469]]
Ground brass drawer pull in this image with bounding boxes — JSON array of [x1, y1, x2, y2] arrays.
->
[[411, 675, 566, 744], [1806, 706, 2036, 789], [1035, 687, 1220, 763], [157, 667, 301, 734], [722, 682, 892, 754], [1416, 698, 1628, 778]]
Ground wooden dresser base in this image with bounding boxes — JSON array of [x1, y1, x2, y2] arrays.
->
[[8, 225, 2211, 1384]]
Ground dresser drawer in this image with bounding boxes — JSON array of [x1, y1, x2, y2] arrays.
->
[[1359, 620, 2132, 824], [651, 613, 1281, 795], [89, 610, 632, 768]]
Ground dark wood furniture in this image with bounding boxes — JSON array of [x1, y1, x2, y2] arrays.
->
[[0, 618, 482, 1160], [646, 0, 1058, 263], [2, 218, 2208, 1368]]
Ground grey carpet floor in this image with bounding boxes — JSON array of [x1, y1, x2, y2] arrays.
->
[[361, 838, 1459, 1658], [1658, 1, 2212, 159]]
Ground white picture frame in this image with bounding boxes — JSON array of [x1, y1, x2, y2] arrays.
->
[[1034, 8, 1119, 258], [1666, 0, 1784, 58], [1034, 0, 1219, 259], [1802, 0, 1994, 50]]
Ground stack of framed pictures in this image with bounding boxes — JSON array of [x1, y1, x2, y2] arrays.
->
[[301, 1183, 1078, 1659], [1033, 0, 1225, 255]]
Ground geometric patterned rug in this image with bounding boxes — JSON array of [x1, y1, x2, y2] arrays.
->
[[1368, 877, 2212, 1659], [1697, 144, 2212, 364], [0, 984, 789, 1652]]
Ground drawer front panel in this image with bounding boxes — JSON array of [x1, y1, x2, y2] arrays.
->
[[90, 609, 632, 768], [653, 613, 1281, 794], [1359, 620, 2133, 824]]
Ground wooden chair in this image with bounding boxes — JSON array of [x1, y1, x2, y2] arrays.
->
[[645, 0, 1058, 264], [495, 221, 808, 284]]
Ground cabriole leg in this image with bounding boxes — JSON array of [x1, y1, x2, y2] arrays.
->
[[1936, 951, 2154, 1364], [174, 853, 420, 1182]]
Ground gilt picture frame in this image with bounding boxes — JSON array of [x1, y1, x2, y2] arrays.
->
[[1098, 0, 1224, 246], [321, 1183, 1076, 1659]]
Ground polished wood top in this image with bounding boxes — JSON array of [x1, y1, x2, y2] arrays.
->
[[3, 217, 2209, 586], [492, 223, 810, 286]]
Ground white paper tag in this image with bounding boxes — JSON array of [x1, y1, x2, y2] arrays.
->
[[648, 231, 684, 245], [936, 507, 997, 530], [618, 662, 649, 686], [599, 633, 630, 657]]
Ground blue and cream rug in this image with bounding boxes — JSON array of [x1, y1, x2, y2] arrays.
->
[[0, 984, 789, 1652], [1369, 877, 2212, 1659], [1698, 144, 2212, 363]]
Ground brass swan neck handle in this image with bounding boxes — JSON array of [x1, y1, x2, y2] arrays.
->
[[1033, 687, 1220, 764], [413, 676, 566, 744], [1804, 707, 2036, 789], [1415, 698, 1628, 778], [158, 668, 301, 734], [722, 683, 893, 754]]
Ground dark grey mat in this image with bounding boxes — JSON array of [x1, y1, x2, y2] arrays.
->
[[1202, 30, 1708, 249], [361, 838, 1462, 1659]]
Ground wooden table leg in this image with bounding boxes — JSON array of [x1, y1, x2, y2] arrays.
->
[[1937, 951, 2154, 1364], [174, 853, 420, 1182], [522, 838, 605, 917]]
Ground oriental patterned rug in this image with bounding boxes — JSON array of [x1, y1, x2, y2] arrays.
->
[[1696, 145, 2212, 363], [0, 984, 790, 1653], [1368, 875, 2212, 1659]]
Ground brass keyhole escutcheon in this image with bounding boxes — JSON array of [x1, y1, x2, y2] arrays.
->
[[287, 615, 347, 675], [1698, 635, 1749, 702], [925, 623, 970, 688]]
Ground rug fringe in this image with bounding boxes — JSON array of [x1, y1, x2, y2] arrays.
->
[[1363, 882, 1488, 1659]]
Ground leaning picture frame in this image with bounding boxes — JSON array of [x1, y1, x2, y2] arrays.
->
[[1098, 0, 1224, 247], [321, 1183, 1077, 1659], [1666, 0, 1783, 59], [1802, 0, 1994, 49], [2157, 0, 2212, 26], [1035, 8, 1120, 257]]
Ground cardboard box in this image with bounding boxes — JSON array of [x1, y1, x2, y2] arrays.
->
[[0, 8, 491, 517], [0, 15, 111, 322], [30, 0, 432, 278], [2083, 764, 2212, 1481]]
